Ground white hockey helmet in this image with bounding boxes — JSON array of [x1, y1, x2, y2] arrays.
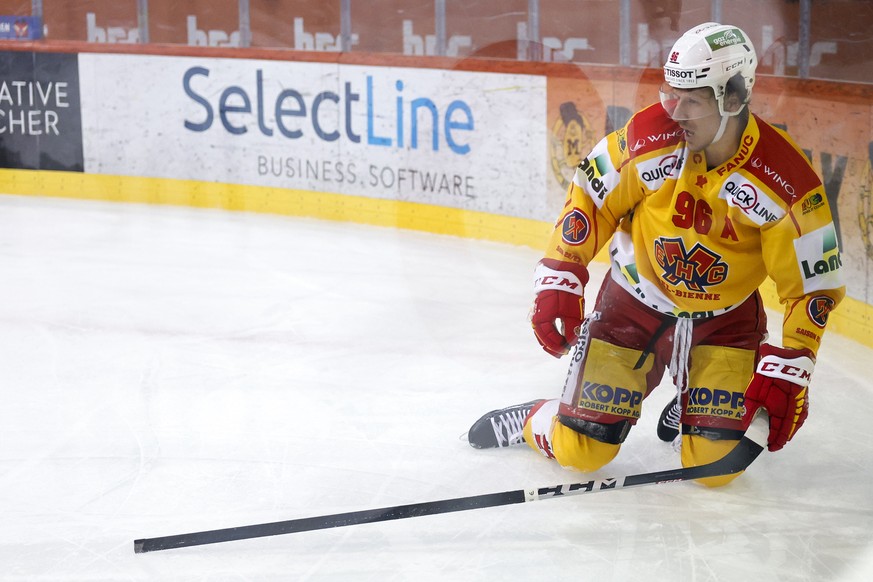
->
[[662, 22, 757, 117]]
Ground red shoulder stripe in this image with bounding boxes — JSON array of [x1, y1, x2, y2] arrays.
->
[[624, 104, 685, 160], [745, 117, 822, 206]]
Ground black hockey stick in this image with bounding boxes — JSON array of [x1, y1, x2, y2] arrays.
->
[[134, 412, 769, 553]]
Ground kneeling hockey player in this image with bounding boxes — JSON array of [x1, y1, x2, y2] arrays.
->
[[468, 23, 844, 487]]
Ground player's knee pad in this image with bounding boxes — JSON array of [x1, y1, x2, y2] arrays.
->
[[551, 421, 621, 472], [681, 433, 743, 488], [523, 399, 560, 459], [561, 337, 652, 426], [522, 400, 621, 472], [684, 344, 755, 428]]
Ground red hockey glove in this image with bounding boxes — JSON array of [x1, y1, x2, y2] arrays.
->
[[531, 259, 588, 358], [742, 344, 815, 452]]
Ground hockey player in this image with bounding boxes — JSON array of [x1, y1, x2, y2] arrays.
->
[[467, 23, 845, 487]]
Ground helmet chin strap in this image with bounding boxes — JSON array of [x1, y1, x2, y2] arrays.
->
[[709, 112, 732, 147], [706, 103, 746, 148]]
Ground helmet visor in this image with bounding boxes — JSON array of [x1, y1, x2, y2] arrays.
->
[[659, 83, 718, 121]]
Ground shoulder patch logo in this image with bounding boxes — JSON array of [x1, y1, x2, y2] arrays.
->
[[560, 208, 591, 246], [807, 295, 836, 328]]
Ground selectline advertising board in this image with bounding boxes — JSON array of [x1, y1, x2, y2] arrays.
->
[[77, 53, 551, 221]]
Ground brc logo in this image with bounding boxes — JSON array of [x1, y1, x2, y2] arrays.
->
[[86, 12, 138, 43], [187, 15, 239, 47]]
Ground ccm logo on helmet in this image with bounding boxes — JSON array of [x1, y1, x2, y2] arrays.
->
[[723, 58, 745, 73]]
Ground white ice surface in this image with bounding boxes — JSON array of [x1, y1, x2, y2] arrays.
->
[[0, 194, 871, 581]]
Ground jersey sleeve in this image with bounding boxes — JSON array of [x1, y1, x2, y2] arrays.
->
[[542, 125, 642, 268], [760, 182, 845, 356]]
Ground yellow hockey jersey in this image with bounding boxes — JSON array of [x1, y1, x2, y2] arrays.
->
[[545, 103, 845, 356]]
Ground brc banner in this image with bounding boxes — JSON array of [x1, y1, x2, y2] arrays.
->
[[0, 51, 83, 171], [77, 53, 550, 220], [35, 1, 872, 82]]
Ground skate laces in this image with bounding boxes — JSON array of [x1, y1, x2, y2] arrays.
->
[[669, 318, 693, 394], [665, 401, 684, 452], [663, 399, 682, 429], [668, 318, 693, 455], [490, 407, 530, 446]]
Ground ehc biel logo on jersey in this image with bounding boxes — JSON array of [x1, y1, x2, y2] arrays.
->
[[654, 237, 728, 292]]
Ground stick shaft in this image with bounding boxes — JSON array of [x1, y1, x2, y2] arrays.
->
[[135, 414, 768, 553], [135, 490, 525, 553]]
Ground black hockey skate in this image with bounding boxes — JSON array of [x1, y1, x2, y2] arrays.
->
[[467, 400, 543, 449], [657, 397, 681, 442]]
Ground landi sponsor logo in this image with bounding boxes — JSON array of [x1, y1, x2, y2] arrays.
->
[[795, 224, 842, 295]]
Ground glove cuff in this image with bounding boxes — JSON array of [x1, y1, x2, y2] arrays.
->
[[534, 259, 589, 296]]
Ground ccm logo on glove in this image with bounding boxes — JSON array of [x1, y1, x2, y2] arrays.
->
[[742, 344, 815, 452], [531, 259, 589, 358], [758, 358, 813, 385], [535, 272, 585, 291]]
